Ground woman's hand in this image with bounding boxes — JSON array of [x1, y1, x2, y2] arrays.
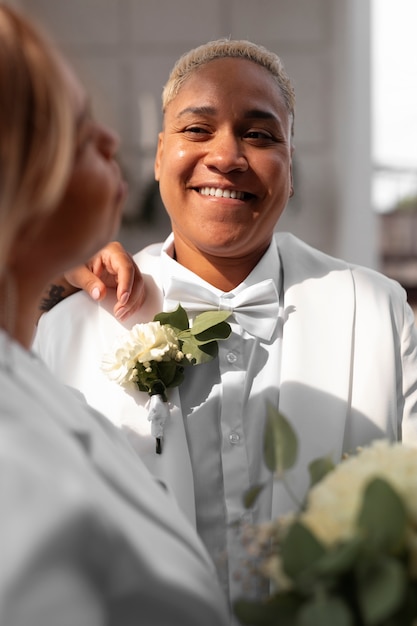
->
[[39, 242, 145, 322]]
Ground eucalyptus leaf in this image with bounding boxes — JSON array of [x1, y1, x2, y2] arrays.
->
[[308, 455, 335, 488], [357, 556, 406, 625], [154, 304, 189, 331], [281, 521, 325, 580], [243, 483, 266, 509], [191, 310, 232, 335], [263, 404, 298, 475], [297, 596, 353, 626], [191, 321, 232, 343], [180, 337, 218, 364], [315, 536, 362, 577], [356, 478, 407, 551]]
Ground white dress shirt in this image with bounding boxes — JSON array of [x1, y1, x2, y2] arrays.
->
[[161, 235, 284, 602]]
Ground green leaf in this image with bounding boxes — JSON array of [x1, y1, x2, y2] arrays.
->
[[357, 556, 406, 624], [356, 478, 407, 551], [243, 483, 266, 509], [297, 596, 353, 626], [155, 360, 178, 385], [180, 337, 218, 364], [315, 536, 362, 577], [281, 522, 325, 580], [191, 320, 232, 343], [263, 404, 298, 475], [157, 361, 185, 389], [191, 310, 231, 335], [154, 304, 189, 331], [234, 592, 300, 626], [308, 455, 335, 488]]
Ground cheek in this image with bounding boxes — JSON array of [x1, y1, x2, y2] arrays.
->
[[61, 169, 117, 240], [159, 141, 195, 179], [66, 169, 110, 205]]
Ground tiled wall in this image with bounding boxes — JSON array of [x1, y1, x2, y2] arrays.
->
[[18, 0, 373, 264]]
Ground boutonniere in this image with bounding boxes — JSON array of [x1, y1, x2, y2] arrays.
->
[[102, 305, 231, 453]]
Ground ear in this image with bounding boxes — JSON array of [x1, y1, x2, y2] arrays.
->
[[154, 132, 164, 181]]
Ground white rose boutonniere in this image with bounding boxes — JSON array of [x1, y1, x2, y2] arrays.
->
[[102, 304, 231, 453]]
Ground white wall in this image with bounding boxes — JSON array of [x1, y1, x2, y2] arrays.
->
[[19, 0, 374, 266]]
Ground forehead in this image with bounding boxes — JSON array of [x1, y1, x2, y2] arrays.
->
[[166, 57, 290, 121]]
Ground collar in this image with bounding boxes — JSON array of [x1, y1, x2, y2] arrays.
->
[[160, 233, 281, 298]]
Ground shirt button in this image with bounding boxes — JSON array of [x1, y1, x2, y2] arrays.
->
[[226, 352, 237, 364], [229, 432, 240, 445]]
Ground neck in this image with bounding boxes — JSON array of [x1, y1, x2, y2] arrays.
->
[[0, 273, 45, 350], [173, 242, 270, 291]]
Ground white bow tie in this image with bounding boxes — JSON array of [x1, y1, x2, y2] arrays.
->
[[163, 277, 280, 341]]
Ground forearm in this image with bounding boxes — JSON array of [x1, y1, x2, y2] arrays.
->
[[38, 277, 80, 318]]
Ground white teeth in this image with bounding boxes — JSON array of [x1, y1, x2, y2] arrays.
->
[[199, 187, 244, 200]]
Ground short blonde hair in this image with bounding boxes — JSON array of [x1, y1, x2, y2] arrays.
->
[[162, 38, 296, 121], [0, 5, 74, 274]]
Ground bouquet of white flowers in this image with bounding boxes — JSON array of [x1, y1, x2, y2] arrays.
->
[[102, 304, 231, 453], [234, 405, 417, 626]]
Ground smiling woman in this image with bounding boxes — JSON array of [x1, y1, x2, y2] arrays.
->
[[155, 55, 294, 291]]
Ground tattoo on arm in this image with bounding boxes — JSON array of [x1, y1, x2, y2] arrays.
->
[[39, 284, 66, 312], [39, 281, 78, 312]]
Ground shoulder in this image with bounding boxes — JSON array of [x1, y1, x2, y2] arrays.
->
[[275, 231, 406, 294], [132, 242, 163, 273], [34, 242, 166, 354], [275, 232, 350, 273]]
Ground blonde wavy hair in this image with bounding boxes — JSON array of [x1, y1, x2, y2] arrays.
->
[[0, 5, 75, 275], [162, 38, 296, 122]]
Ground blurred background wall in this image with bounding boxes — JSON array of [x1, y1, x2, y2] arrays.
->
[[12, 0, 416, 288]]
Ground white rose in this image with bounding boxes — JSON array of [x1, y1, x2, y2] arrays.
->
[[102, 321, 180, 385], [129, 321, 180, 362], [300, 440, 417, 547]]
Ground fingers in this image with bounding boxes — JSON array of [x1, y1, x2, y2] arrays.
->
[[65, 242, 146, 321], [113, 265, 146, 321], [64, 265, 106, 301]]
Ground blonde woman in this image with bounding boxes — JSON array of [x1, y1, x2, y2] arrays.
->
[[0, 6, 228, 625]]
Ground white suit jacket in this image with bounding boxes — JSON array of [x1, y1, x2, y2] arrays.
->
[[34, 232, 417, 523]]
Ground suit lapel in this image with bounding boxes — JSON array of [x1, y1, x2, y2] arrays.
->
[[272, 234, 356, 516]]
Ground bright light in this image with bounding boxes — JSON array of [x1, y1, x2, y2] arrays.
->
[[372, 0, 417, 211]]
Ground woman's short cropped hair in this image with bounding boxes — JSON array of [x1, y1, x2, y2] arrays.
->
[[162, 38, 296, 121]]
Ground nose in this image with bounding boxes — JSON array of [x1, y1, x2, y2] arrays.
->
[[204, 131, 248, 173], [98, 124, 120, 159]]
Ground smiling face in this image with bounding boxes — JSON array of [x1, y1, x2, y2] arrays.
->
[[155, 57, 293, 277]]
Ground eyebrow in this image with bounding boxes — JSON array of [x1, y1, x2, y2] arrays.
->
[[175, 105, 281, 124]]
